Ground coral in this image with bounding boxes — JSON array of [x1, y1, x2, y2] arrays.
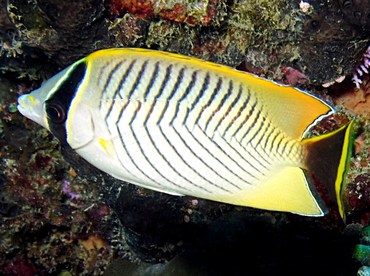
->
[[318, 64, 370, 226], [2, 0, 368, 85], [6, 0, 109, 67], [343, 118, 370, 225], [14, 1, 368, 84], [228, 0, 302, 77], [111, 0, 154, 18], [339, 0, 370, 29], [334, 77, 370, 116], [2, 256, 37, 276], [110, 0, 220, 26], [345, 175, 370, 225], [62, 180, 81, 200], [279, 66, 309, 86], [352, 46, 370, 89], [109, 14, 148, 47], [298, 0, 368, 84], [145, 20, 194, 51]]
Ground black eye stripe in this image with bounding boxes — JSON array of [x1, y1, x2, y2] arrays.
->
[[46, 61, 87, 144]]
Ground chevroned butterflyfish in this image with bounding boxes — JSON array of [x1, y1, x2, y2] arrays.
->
[[17, 48, 354, 218]]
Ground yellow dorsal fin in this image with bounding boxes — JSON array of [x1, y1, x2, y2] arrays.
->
[[246, 78, 333, 139]]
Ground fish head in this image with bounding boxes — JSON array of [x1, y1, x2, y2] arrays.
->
[[17, 56, 123, 180], [17, 65, 76, 131], [17, 70, 67, 130], [17, 61, 92, 148]]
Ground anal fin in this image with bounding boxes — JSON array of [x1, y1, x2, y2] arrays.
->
[[224, 167, 326, 216]]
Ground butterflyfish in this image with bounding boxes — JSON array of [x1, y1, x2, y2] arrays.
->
[[17, 48, 354, 218]]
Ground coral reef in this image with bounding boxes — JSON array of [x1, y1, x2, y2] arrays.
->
[[2, 0, 369, 83], [0, 77, 131, 274], [110, 0, 220, 26], [0, 0, 370, 274], [6, 0, 109, 67], [352, 46, 370, 89]]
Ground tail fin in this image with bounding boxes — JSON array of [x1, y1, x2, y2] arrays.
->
[[303, 121, 355, 219]]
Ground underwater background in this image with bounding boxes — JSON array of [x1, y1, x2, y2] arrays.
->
[[0, 0, 369, 275]]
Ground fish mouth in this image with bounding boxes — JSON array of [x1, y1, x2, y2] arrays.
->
[[17, 94, 48, 129], [17, 94, 33, 118], [17, 98, 28, 117]]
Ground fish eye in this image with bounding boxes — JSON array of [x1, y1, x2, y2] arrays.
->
[[45, 102, 66, 124]]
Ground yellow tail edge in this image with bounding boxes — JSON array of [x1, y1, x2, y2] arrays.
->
[[303, 120, 356, 219]]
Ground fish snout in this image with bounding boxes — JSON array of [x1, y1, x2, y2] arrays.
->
[[17, 94, 48, 129]]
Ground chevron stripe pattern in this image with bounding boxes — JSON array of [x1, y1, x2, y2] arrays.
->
[[78, 50, 303, 198]]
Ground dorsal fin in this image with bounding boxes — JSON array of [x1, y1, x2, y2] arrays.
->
[[242, 76, 334, 139]]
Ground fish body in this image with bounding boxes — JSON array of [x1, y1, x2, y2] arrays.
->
[[17, 48, 354, 217]]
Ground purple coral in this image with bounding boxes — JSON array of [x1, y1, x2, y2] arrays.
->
[[352, 46, 370, 88], [62, 180, 81, 200]]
